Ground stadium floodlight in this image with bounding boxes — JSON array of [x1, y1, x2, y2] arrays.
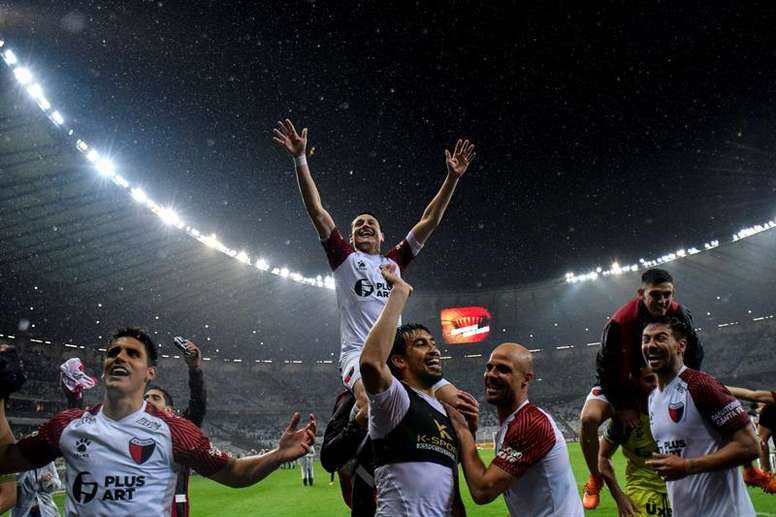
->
[[113, 175, 129, 188], [130, 187, 147, 203], [95, 158, 116, 177], [13, 66, 32, 84], [158, 207, 182, 227], [236, 251, 250, 264], [255, 258, 270, 271], [280, 267, 290, 278], [3, 49, 17, 65], [76, 139, 88, 152], [86, 149, 99, 163], [50, 110, 64, 125]]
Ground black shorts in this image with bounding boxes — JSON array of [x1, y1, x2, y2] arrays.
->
[[760, 403, 776, 431]]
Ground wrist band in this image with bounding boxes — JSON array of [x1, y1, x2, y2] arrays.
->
[[294, 154, 307, 168]]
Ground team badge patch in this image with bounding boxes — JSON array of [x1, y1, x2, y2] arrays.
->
[[668, 402, 684, 423], [129, 437, 156, 464]]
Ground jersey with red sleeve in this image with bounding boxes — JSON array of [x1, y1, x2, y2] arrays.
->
[[648, 366, 755, 517], [493, 401, 583, 517], [16, 401, 230, 517], [321, 228, 422, 361]]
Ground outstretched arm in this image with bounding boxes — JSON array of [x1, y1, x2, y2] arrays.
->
[[359, 265, 413, 394], [210, 412, 316, 488], [726, 386, 775, 404], [598, 436, 639, 517], [410, 139, 476, 245], [272, 119, 336, 239], [445, 404, 512, 504]]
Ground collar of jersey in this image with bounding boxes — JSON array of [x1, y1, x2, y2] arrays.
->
[[98, 400, 149, 424]]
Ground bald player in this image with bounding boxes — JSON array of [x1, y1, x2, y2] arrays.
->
[[447, 343, 583, 517]]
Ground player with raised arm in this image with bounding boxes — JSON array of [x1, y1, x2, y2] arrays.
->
[[359, 265, 475, 516], [273, 119, 475, 414], [598, 367, 669, 517], [0, 327, 316, 516], [446, 343, 583, 517], [580, 268, 704, 509], [643, 316, 759, 517], [143, 339, 207, 517]]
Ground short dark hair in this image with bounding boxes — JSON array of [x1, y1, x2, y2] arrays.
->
[[388, 323, 431, 378], [145, 384, 174, 408], [641, 268, 673, 286], [352, 211, 382, 231], [647, 315, 689, 342], [111, 327, 158, 366]]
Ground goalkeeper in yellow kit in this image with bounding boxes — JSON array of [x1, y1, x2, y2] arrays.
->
[[598, 367, 670, 517]]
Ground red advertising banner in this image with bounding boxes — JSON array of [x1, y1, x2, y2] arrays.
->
[[440, 306, 492, 344]]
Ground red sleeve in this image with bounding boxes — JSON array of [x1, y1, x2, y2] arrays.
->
[[385, 239, 414, 273], [684, 369, 751, 437], [16, 408, 83, 467], [321, 228, 354, 271], [165, 414, 232, 476], [492, 406, 556, 479]]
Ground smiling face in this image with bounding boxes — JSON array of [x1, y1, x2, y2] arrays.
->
[[391, 329, 443, 388], [638, 281, 674, 317], [641, 322, 686, 375], [483, 343, 533, 409], [350, 213, 384, 254], [103, 336, 156, 398], [143, 388, 173, 415]]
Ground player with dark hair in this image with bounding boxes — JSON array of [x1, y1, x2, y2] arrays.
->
[[447, 342, 583, 516], [273, 119, 475, 414], [598, 367, 669, 517], [0, 327, 316, 516], [643, 316, 758, 516], [144, 339, 207, 516], [359, 265, 475, 516], [580, 268, 704, 509]]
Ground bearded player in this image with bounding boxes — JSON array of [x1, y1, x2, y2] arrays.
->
[[273, 119, 475, 414]]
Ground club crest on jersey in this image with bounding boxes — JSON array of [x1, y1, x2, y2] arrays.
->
[[129, 437, 156, 465], [668, 402, 684, 423]]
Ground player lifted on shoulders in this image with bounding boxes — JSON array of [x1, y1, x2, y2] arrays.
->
[[580, 268, 704, 509], [273, 119, 475, 412]]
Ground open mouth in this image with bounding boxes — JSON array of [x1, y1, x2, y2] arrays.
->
[[425, 357, 441, 368], [485, 381, 503, 396], [109, 365, 130, 377], [357, 229, 375, 237]]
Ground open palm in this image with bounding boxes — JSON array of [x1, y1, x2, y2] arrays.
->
[[272, 119, 307, 157], [445, 139, 476, 178]]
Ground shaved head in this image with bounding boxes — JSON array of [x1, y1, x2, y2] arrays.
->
[[485, 342, 535, 415], [492, 342, 533, 375]]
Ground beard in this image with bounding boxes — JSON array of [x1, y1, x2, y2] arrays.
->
[[417, 368, 443, 389]]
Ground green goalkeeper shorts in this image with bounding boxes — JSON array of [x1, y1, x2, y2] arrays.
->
[[627, 487, 671, 517]]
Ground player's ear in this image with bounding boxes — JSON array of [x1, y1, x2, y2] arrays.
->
[[637, 287, 645, 298], [379, 231, 385, 243], [523, 371, 534, 387], [390, 355, 406, 371], [146, 366, 157, 383]]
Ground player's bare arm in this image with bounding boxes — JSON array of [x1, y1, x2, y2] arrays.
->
[[359, 264, 413, 394], [272, 119, 335, 239], [410, 139, 476, 245], [646, 425, 760, 481], [446, 404, 513, 504], [598, 437, 639, 517], [209, 412, 316, 488], [0, 401, 41, 476], [0, 478, 15, 513], [726, 385, 776, 404]]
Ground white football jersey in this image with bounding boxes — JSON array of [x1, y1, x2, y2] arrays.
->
[[322, 228, 421, 361], [17, 402, 231, 517], [648, 366, 755, 517]]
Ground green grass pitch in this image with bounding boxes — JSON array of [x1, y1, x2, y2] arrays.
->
[[15, 443, 776, 516]]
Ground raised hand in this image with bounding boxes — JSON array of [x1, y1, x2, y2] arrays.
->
[[182, 340, 202, 369], [380, 264, 412, 295], [445, 139, 476, 178], [272, 119, 307, 158], [276, 412, 317, 462]]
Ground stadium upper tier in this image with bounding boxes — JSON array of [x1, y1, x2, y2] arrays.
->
[[1, 53, 775, 361]]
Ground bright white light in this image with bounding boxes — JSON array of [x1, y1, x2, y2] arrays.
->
[[13, 67, 32, 84], [280, 267, 290, 278], [3, 49, 17, 65], [255, 258, 269, 271], [95, 158, 116, 177], [26, 83, 43, 99], [113, 175, 129, 188], [236, 251, 250, 264], [158, 207, 181, 226], [86, 149, 99, 163], [50, 111, 64, 125], [76, 140, 88, 152]]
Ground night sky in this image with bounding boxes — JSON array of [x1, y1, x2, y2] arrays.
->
[[3, 1, 776, 290]]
